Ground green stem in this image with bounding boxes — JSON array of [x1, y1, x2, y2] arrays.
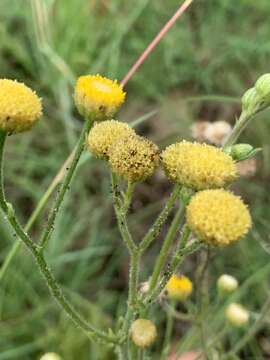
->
[[139, 184, 181, 253], [39, 118, 93, 251], [149, 204, 185, 293], [129, 250, 139, 308], [123, 181, 135, 214], [223, 112, 250, 148], [0, 146, 78, 281], [161, 301, 175, 360], [146, 232, 200, 305], [111, 172, 137, 253], [0, 131, 114, 345]]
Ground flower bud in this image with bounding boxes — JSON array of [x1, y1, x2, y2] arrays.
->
[[225, 143, 259, 162], [40, 353, 62, 360], [241, 87, 260, 116], [225, 303, 249, 327], [130, 319, 157, 348], [255, 73, 270, 102], [217, 274, 238, 293]]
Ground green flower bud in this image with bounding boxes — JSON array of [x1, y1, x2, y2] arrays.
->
[[241, 87, 260, 115], [225, 144, 261, 162], [255, 73, 270, 101]]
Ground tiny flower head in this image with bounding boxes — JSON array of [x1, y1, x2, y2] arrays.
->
[[74, 74, 125, 120], [225, 303, 249, 327], [40, 353, 62, 360], [241, 87, 261, 115], [162, 141, 237, 190], [130, 319, 157, 348], [166, 274, 193, 302], [217, 274, 239, 293], [186, 189, 251, 246], [87, 120, 135, 159], [109, 134, 160, 182], [0, 79, 42, 134]]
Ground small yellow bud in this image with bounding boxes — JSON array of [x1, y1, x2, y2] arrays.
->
[[162, 141, 237, 190], [87, 120, 135, 159], [39, 353, 62, 360], [0, 79, 42, 134], [225, 303, 249, 327], [130, 319, 157, 348], [109, 135, 160, 182], [255, 73, 270, 102], [74, 74, 125, 121], [186, 189, 252, 246], [217, 274, 238, 293], [166, 274, 193, 302]]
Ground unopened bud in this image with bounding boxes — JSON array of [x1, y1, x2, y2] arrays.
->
[[225, 303, 249, 327], [255, 73, 270, 102], [130, 319, 157, 348], [241, 87, 260, 116], [40, 353, 62, 360], [224, 144, 261, 162], [217, 274, 238, 293]]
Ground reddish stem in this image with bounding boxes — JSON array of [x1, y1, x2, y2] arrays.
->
[[121, 0, 194, 87]]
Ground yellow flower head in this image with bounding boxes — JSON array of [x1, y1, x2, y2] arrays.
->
[[130, 319, 157, 348], [162, 141, 237, 190], [165, 274, 193, 301], [74, 74, 125, 120], [186, 189, 252, 246], [88, 120, 135, 159], [109, 134, 160, 182], [0, 79, 42, 134]]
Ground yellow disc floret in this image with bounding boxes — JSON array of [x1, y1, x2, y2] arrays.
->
[[165, 274, 193, 301], [130, 319, 157, 348], [74, 74, 126, 120], [88, 120, 135, 159], [186, 189, 252, 246], [109, 135, 160, 182], [0, 79, 42, 134], [162, 141, 237, 190]]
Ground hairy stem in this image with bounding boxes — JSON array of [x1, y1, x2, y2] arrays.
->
[[39, 118, 93, 251], [0, 131, 114, 345], [139, 184, 181, 253], [149, 203, 185, 293]]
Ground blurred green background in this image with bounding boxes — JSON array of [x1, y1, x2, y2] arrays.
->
[[0, 0, 270, 359]]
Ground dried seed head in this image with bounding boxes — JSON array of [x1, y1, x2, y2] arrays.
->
[[109, 134, 160, 182]]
